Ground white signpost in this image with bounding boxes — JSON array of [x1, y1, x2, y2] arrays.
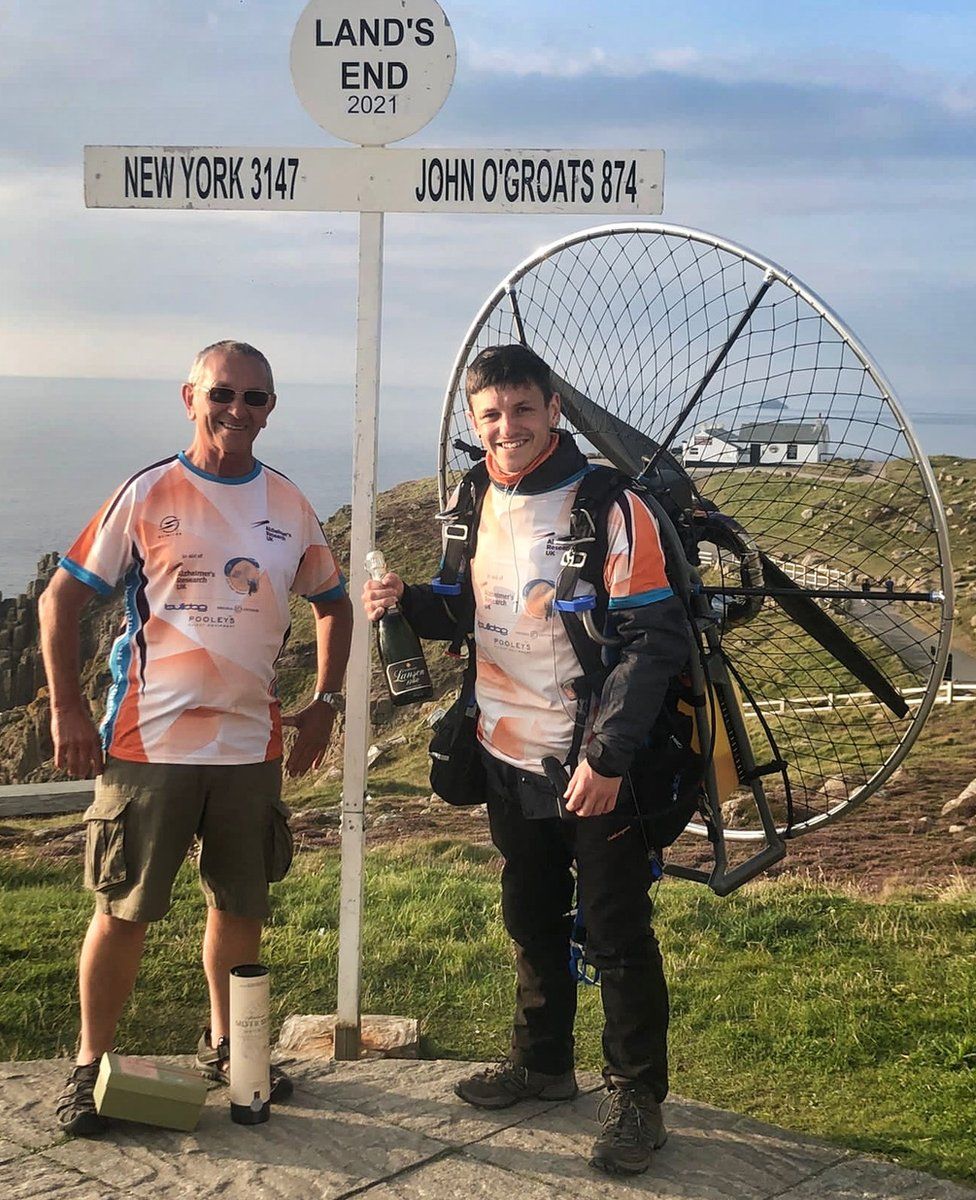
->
[[84, 0, 664, 1060]]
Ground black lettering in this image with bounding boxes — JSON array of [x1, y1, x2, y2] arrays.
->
[[362, 60, 384, 89], [482, 159, 498, 201], [504, 158, 520, 202], [536, 158, 553, 203], [359, 18, 381, 46], [520, 158, 537, 202], [552, 159, 568, 202], [195, 156, 212, 198], [228, 155, 243, 199], [314, 19, 334, 46], [180, 155, 194, 195], [140, 156, 152, 198], [387, 61, 408, 89], [625, 159, 638, 201], [428, 158, 443, 201], [341, 61, 360, 88], [382, 18, 405, 46], [414, 16, 434, 46], [460, 157, 475, 201], [335, 18, 356, 46], [124, 155, 138, 198], [212, 156, 228, 199], [581, 159, 594, 203]]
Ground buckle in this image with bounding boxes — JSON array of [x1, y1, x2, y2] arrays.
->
[[443, 523, 469, 541], [560, 547, 588, 571]]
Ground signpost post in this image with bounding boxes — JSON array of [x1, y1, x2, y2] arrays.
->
[[84, 0, 664, 1060]]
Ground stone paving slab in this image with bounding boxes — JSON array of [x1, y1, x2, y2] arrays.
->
[[286, 1055, 604, 1145], [3, 1057, 973, 1200]]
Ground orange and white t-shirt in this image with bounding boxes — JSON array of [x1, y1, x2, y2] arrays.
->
[[471, 467, 671, 772], [60, 453, 345, 765]]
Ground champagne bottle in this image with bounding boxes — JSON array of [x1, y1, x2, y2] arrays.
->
[[366, 549, 433, 706]]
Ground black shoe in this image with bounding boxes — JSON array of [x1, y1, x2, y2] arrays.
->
[[454, 1058, 578, 1110], [56, 1060, 109, 1137], [590, 1084, 667, 1175], [195, 1028, 293, 1103]]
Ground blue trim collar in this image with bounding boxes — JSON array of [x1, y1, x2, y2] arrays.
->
[[178, 450, 262, 485]]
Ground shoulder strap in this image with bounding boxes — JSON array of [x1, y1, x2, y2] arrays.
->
[[553, 466, 631, 679], [431, 461, 489, 653]]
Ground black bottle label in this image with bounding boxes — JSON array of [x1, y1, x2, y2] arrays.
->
[[386, 657, 429, 696]]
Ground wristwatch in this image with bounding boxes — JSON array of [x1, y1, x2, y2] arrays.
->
[[312, 690, 345, 713]]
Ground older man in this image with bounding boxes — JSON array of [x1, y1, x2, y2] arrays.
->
[[40, 340, 353, 1135]]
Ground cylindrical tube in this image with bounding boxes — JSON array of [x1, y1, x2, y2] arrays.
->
[[229, 963, 270, 1125]]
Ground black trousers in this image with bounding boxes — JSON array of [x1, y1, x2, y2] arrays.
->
[[484, 753, 670, 1101]]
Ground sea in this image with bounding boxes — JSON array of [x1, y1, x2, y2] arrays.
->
[[1, 375, 973, 598], [0, 376, 440, 599]]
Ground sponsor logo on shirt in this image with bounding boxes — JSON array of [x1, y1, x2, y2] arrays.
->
[[164, 602, 208, 612], [477, 620, 509, 635], [225, 557, 261, 596], [188, 614, 236, 627], [251, 519, 292, 543], [176, 567, 216, 590], [159, 515, 180, 534]]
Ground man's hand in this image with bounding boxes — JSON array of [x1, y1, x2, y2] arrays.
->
[[563, 759, 622, 818], [281, 702, 336, 777], [362, 572, 404, 622], [51, 702, 104, 779]]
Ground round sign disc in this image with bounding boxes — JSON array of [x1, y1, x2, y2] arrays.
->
[[291, 0, 457, 145]]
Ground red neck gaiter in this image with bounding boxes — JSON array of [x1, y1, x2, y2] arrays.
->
[[485, 432, 560, 488]]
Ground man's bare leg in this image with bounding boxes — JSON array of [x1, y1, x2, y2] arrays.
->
[[203, 909, 263, 1042], [76, 912, 148, 1063]]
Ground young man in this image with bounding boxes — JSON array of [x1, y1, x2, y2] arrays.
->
[[362, 344, 690, 1175], [40, 340, 353, 1135]]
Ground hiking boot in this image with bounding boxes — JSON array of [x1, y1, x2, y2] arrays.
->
[[454, 1059, 578, 1110], [195, 1029, 293, 1104], [590, 1084, 667, 1175], [55, 1060, 109, 1137]]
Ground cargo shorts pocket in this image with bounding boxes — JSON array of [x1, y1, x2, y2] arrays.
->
[[266, 796, 294, 883], [82, 790, 131, 892]]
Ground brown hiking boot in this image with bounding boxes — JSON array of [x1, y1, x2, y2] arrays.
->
[[454, 1058, 578, 1109], [590, 1084, 667, 1175]]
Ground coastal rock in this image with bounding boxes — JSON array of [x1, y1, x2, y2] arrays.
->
[[941, 781, 976, 820]]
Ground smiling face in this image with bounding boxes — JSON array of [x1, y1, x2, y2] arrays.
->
[[467, 382, 560, 476], [181, 348, 275, 476]]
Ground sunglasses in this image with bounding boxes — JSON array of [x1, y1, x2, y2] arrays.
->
[[198, 385, 274, 408]]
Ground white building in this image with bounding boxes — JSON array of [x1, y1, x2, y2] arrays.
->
[[682, 417, 830, 467]]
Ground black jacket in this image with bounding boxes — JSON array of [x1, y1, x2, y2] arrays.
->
[[402, 434, 690, 777]]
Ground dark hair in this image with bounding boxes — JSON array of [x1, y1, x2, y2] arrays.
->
[[465, 344, 554, 407]]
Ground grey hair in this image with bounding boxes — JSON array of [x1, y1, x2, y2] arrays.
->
[[187, 341, 274, 391]]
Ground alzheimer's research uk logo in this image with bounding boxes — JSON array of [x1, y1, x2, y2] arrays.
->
[[225, 556, 261, 596], [251, 519, 292, 543]]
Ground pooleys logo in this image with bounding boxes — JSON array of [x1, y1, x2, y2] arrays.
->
[[224, 557, 260, 596]]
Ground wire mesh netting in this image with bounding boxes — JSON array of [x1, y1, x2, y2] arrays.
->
[[439, 225, 953, 837]]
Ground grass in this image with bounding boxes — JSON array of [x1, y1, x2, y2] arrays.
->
[[1, 842, 974, 1184]]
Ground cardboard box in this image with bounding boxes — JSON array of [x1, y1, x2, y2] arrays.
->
[[93, 1052, 208, 1131]]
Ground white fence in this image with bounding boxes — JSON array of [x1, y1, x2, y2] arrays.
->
[[750, 680, 975, 717]]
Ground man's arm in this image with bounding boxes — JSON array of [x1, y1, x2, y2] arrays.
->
[[281, 593, 354, 777], [362, 572, 460, 640], [38, 570, 104, 779]]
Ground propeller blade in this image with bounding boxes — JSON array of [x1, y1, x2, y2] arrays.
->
[[552, 373, 684, 477], [760, 554, 909, 718], [554, 370, 909, 718]]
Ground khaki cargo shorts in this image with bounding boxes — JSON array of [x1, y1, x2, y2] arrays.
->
[[82, 757, 292, 922]]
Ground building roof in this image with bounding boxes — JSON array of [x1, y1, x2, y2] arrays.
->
[[734, 418, 828, 444]]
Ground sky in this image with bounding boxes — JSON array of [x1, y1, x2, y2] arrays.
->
[[2, 0, 974, 421]]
